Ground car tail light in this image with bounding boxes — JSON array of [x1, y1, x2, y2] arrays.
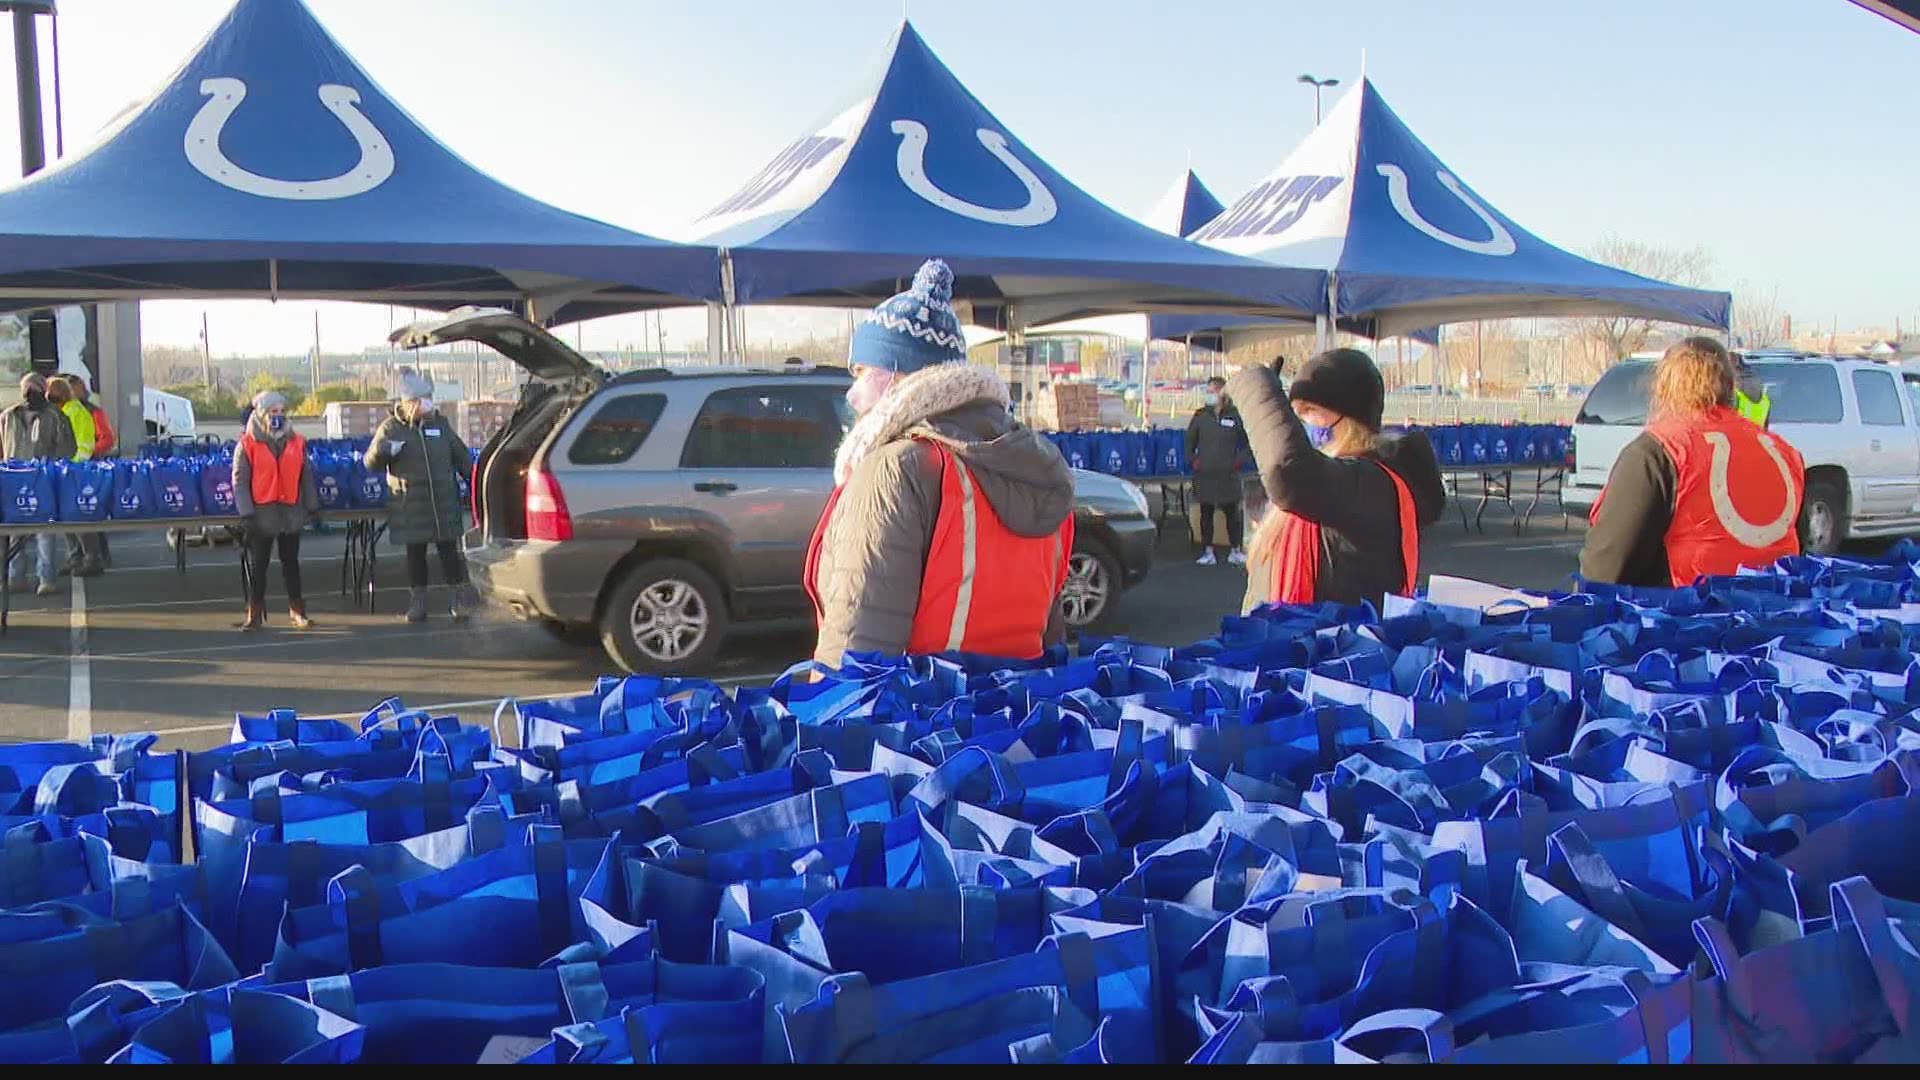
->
[[526, 465, 573, 541], [1565, 431, 1577, 469]]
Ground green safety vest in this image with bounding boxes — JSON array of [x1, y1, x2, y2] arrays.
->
[[1736, 388, 1771, 427]]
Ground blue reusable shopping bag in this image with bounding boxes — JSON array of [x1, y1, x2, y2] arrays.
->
[[351, 459, 388, 509], [1126, 431, 1154, 477], [1152, 428, 1187, 475], [148, 459, 202, 518], [0, 902, 240, 1032], [310, 451, 353, 511], [1487, 426, 1516, 465], [109, 459, 157, 520], [1427, 427, 1463, 467], [0, 460, 54, 524], [196, 456, 237, 516], [51, 460, 112, 523]]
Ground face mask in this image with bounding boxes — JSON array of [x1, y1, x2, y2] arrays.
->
[[846, 368, 897, 416], [1204, 393, 1221, 409], [24, 390, 47, 410], [1305, 422, 1337, 450], [268, 413, 287, 432]]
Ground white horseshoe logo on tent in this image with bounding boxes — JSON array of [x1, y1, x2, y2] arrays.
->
[[185, 78, 395, 200], [1705, 430, 1800, 548], [890, 120, 1057, 227], [1375, 164, 1517, 256]]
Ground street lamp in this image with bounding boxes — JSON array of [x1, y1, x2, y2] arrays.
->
[[3, 1, 58, 176], [1297, 73, 1339, 125]]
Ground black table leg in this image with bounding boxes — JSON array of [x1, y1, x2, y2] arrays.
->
[[1, 536, 18, 634]]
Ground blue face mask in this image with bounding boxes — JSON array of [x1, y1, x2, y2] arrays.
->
[[268, 414, 286, 433], [1305, 422, 1336, 449]]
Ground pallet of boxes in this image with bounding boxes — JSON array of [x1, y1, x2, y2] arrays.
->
[[322, 401, 391, 441], [1036, 383, 1101, 433], [456, 400, 515, 448]]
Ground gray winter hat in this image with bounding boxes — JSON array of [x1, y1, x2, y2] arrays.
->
[[396, 367, 435, 401]]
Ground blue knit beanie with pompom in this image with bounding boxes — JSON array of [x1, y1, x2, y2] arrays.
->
[[848, 259, 967, 374]]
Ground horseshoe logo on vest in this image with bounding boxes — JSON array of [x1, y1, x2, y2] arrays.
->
[[1704, 430, 1799, 548], [185, 78, 395, 201], [890, 120, 1057, 227], [1375, 164, 1517, 256]]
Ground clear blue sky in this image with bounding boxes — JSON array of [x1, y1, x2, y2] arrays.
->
[[3, 0, 1916, 354]]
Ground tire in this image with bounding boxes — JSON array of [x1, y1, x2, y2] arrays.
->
[[598, 559, 729, 675], [540, 619, 599, 647], [1059, 540, 1122, 631], [1800, 476, 1847, 556]]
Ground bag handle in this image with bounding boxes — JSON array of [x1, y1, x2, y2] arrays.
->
[[325, 864, 384, 972], [1339, 1008, 1456, 1063], [1832, 876, 1915, 1038]]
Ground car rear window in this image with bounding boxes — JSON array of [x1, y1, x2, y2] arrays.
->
[[1575, 364, 1655, 425], [1576, 360, 1847, 426], [568, 393, 668, 465], [1747, 363, 1843, 424]]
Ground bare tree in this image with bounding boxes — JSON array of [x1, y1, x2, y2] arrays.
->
[[1732, 283, 1787, 350], [1568, 237, 1716, 363]]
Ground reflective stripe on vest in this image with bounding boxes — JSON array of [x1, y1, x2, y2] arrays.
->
[[1645, 406, 1804, 586], [946, 457, 980, 651], [241, 430, 306, 507]]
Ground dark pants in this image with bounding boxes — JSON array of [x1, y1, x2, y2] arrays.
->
[[1199, 501, 1245, 550], [65, 532, 103, 568], [406, 541, 468, 589], [245, 531, 304, 608]]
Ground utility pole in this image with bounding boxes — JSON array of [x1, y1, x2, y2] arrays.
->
[[311, 309, 321, 397], [200, 312, 212, 388]]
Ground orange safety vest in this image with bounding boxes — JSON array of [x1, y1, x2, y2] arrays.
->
[[805, 441, 1074, 660], [240, 430, 307, 508], [1636, 406, 1804, 587], [1266, 461, 1419, 605]]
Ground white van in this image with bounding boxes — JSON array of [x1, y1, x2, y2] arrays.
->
[[143, 387, 197, 439], [1564, 352, 1920, 554]]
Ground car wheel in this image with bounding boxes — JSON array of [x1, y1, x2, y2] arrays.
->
[[1059, 542, 1121, 630], [540, 619, 599, 647], [1800, 477, 1846, 556], [599, 559, 728, 675]]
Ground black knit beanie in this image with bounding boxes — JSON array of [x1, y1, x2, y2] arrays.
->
[[1289, 348, 1385, 431]]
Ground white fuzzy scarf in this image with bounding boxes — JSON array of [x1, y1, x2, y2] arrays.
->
[[833, 364, 1012, 486]]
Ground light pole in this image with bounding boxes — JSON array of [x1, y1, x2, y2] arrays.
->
[[1297, 73, 1339, 125]]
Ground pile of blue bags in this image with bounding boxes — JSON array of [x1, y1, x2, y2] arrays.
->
[[7, 547, 1920, 1064], [1, 445, 389, 526], [1413, 424, 1572, 469], [1044, 430, 1227, 480]]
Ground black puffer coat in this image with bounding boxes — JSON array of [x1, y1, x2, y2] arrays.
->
[[364, 405, 472, 546], [1228, 366, 1447, 611]]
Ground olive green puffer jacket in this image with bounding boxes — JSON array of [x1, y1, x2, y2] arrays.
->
[[364, 406, 472, 546]]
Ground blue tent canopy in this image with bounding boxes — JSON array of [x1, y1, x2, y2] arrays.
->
[[1188, 77, 1730, 339], [0, 0, 719, 315], [690, 22, 1322, 331]]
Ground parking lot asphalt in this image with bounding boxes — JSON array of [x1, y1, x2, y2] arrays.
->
[[1, 504, 1594, 753]]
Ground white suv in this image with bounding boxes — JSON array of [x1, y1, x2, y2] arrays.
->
[[1564, 352, 1920, 554]]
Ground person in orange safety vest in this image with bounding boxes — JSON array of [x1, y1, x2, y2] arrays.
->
[[804, 259, 1075, 669], [1582, 337, 1806, 588], [232, 390, 321, 631]]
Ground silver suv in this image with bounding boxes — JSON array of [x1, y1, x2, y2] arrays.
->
[[394, 310, 1157, 673]]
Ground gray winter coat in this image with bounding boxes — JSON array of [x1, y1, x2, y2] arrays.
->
[[233, 418, 322, 536], [1186, 403, 1250, 504], [811, 364, 1074, 669], [364, 406, 472, 546], [0, 400, 77, 462]]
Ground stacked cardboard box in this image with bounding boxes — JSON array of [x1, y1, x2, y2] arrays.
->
[[1035, 383, 1102, 432], [456, 400, 516, 447], [323, 402, 391, 440]]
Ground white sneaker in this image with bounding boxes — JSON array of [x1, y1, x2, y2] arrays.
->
[[1195, 550, 1218, 566], [1228, 549, 1248, 567]]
